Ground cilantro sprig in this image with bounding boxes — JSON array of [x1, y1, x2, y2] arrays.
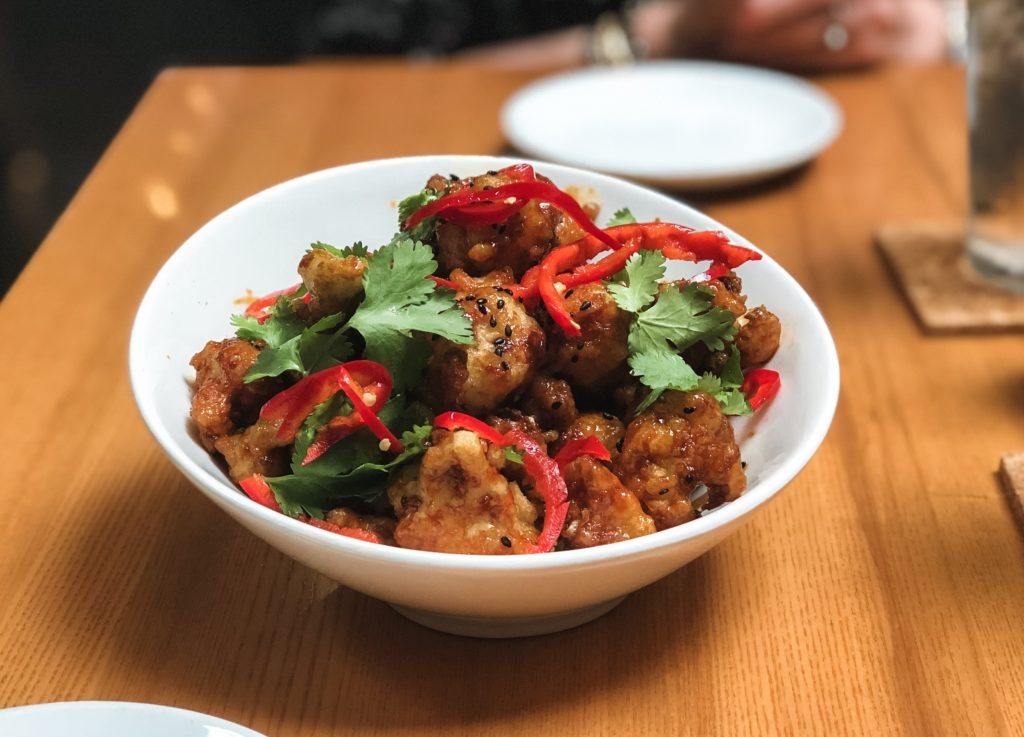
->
[[343, 235, 473, 390], [606, 207, 638, 227], [608, 253, 749, 415]]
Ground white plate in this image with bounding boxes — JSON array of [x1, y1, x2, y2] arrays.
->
[[0, 702, 264, 737], [501, 61, 842, 189]]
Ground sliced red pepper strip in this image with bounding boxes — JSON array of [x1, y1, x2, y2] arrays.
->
[[537, 244, 587, 337], [442, 200, 527, 227], [431, 412, 569, 553], [302, 516, 382, 543], [244, 283, 312, 324], [432, 411, 508, 446], [239, 475, 281, 512], [302, 413, 364, 465], [405, 180, 617, 252], [558, 237, 642, 290], [261, 360, 396, 449], [337, 364, 403, 454], [504, 429, 569, 554], [428, 275, 462, 291], [553, 436, 612, 469], [301, 360, 397, 463], [742, 369, 781, 410]]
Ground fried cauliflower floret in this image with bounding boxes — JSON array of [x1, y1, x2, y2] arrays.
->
[[297, 247, 367, 320], [213, 419, 289, 482], [559, 412, 625, 457], [614, 390, 746, 530], [561, 457, 655, 549], [387, 429, 539, 554], [326, 507, 397, 545], [519, 374, 578, 431], [547, 282, 631, 394], [189, 339, 282, 451], [735, 305, 781, 368], [422, 269, 545, 414], [427, 171, 599, 279]]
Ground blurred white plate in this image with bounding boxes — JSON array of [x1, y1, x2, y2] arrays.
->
[[501, 61, 842, 189], [0, 702, 264, 737]]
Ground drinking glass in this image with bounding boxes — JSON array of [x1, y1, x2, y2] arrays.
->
[[967, 0, 1024, 292]]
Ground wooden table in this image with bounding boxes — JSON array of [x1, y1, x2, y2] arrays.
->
[[2, 61, 1023, 737]]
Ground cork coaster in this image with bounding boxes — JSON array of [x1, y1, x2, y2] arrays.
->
[[876, 223, 1024, 333], [999, 453, 1024, 532]]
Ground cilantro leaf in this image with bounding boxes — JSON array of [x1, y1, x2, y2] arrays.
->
[[606, 207, 637, 227], [231, 297, 305, 348], [629, 348, 701, 412], [267, 423, 432, 518], [310, 241, 369, 258], [232, 297, 308, 382], [608, 251, 666, 314], [343, 236, 472, 391], [630, 344, 751, 416], [504, 447, 525, 465], [628, 282, 736, 356], [398, 188, 442, 242]]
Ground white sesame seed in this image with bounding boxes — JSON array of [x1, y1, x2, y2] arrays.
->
[[378, 439, 391, 452], [554, 283, 566, 294], [362, 392, 376, 406]]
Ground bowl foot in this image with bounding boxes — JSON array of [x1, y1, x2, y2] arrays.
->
[[390, 597, 626, 638]]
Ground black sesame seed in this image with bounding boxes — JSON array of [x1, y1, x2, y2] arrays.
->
[[576, 341, 585, 351], [495, 347, 505, 357], [685, 474, 695, 483], [565, 290, 574, 299], [500, 360, 510, 371], [551, 401, 562, 410], [570, 354, 579, 363], [500, 536, 512, 547], [615, 438, 624, 452], [601, 411, 616, 420], [476, 303, 488, 315], [489, 316, 497, 328], [683, 406, 695, 414], [741, 461, 747, 469], [504, 324, 513, 337], [579, 300, 592, 312], [517, 296, 524, 303], [496, 299, 505, 309], [449, 173, 460, 181], [659, 488, 669, 496], [465, 293, 476, 301], [494, 337, 507, 346], [476, 297, 487, 305]]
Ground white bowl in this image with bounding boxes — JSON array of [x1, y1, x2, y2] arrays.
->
[[130, 155, 839, 638], [0, 702, 262, 737]]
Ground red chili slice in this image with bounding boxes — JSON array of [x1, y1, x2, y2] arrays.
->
[[244, 283, 312, 324], [260, 361, 398, 457], [404, 180, 617, 252], [302, 516, 382, 543], [337, 363, 403, 454], [239, 475, 281, 512], [742, 369, 781, 410], [553, 436, 612, 469]]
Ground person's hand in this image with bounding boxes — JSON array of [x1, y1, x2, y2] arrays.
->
[[633, 0, 950, 70]]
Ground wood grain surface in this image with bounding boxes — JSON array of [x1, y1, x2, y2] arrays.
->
[[1, 61, 1023, 737]]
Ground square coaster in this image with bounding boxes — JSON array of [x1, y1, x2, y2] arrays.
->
[[999, 453, 1024, 533], [876, 223, 1024, 333]]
